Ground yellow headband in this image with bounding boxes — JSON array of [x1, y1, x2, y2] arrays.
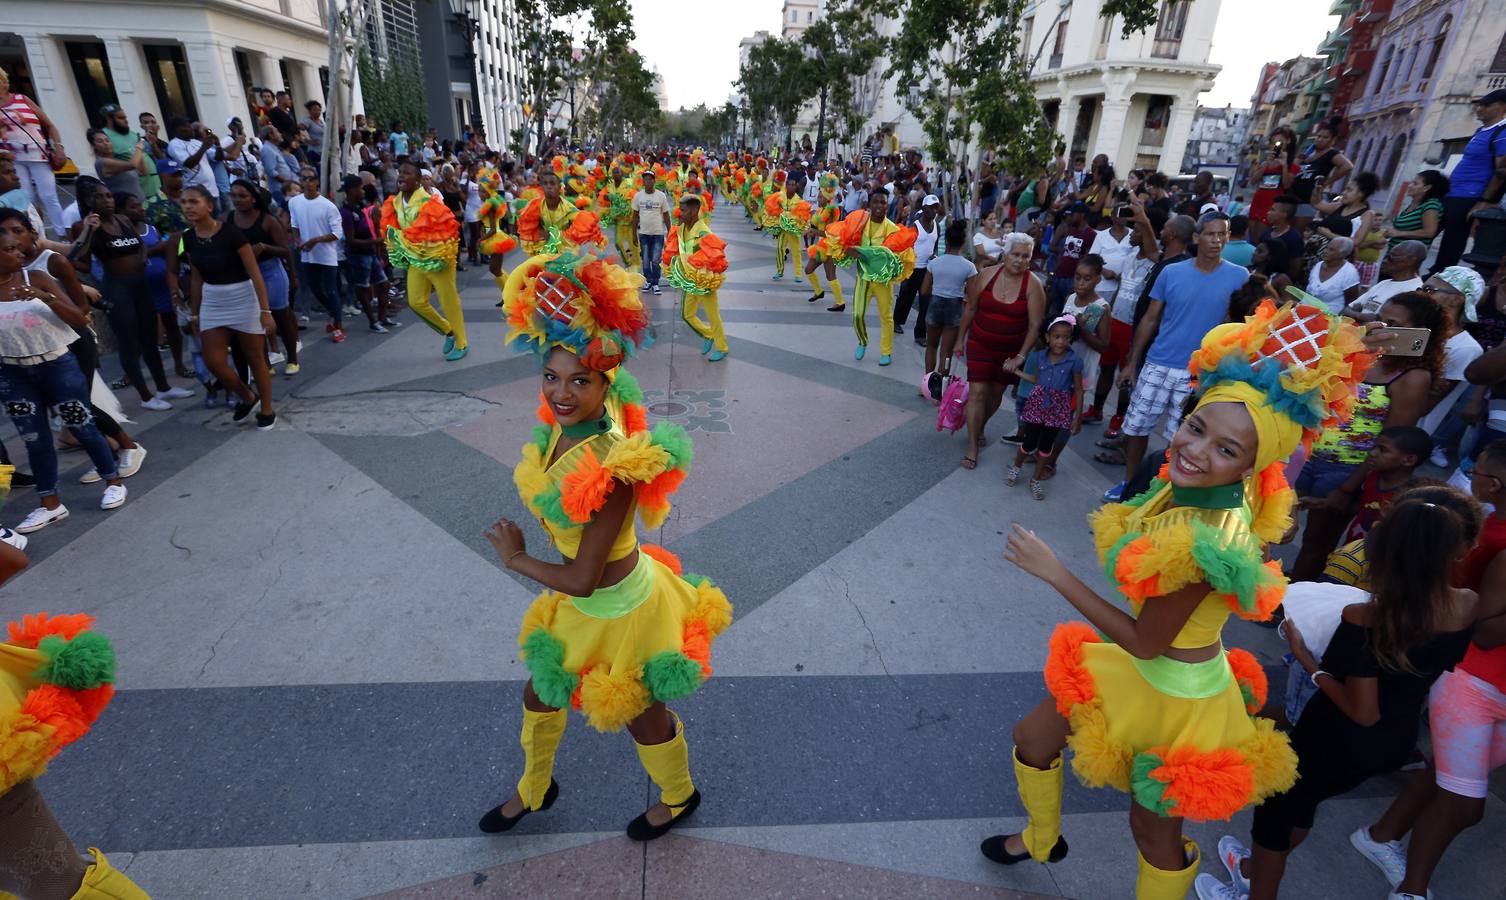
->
[[1194, 381, 1301, 473]]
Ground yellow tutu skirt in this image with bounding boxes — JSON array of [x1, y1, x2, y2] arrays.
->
[[1045, 622, 1296, 821], [516, 546, 732, 732]]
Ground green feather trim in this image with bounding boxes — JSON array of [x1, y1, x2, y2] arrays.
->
[[1102, 533, 1139, 586], [535, 482, 573, 529], [650, 422, 694, 471], [520, 628, 578, 709], [1130, 751, 1174, 816], [34, 633, 116, 690], [1123, 478, 1167, 508], [1189, 522, 1267, 612], [642, 650, 705, 701], [609, 368, 644, 406], [1238, 680, 1258, 715], [681, 572, 709, 588], [530, 424, 553, 454]]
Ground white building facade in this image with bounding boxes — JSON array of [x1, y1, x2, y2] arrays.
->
[[1343, 0, 1506, 217], [468, 0, 527, 145], [2, 0, 330, 159], [1184, 105, 1249, 170], [1023, 0, 1222, 176]]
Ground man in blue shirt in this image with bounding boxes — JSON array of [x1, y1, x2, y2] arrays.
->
[[1436, 88, 1506, 272], [1106, 212, 1250, 500]]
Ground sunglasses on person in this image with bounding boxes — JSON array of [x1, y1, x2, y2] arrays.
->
[[1419, 283, 1463, 296]]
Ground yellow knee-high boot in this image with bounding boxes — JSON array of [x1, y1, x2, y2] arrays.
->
[[494, 272, 508, 300], [69, 848, 149, 899], [516, 706, 568, 810], [827, 277, 844, 309], [629, 711, 700, 840], [1135, 838, 1199, 900], [1014, 747, 1067, 862]]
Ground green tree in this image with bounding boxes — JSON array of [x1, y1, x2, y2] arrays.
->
[[798, 8, 886, 157], [736, 36, 810, 152], [358, 50, 429, 133], [579, 46, 662, 146], [515, 0, 636, 151]]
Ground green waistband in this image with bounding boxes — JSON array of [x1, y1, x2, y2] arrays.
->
[[569, 550, 653, 619], [1130, 647, 1233, 699]]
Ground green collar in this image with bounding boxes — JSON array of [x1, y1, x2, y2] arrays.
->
[[559, 413, 613, 439], [1170, 481, 1245, 509]]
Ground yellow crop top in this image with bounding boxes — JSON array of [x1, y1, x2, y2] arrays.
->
[[541, 429, 640, 562], [1092, 480, 1283, 651]]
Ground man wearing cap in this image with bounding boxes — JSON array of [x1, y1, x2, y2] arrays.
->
[[1417, 266, 1486, 445], [144, 158, 188, 237], [1436, 88, 1506, 272], [893, 193, 941, 344], [101, 104, 158, 198]]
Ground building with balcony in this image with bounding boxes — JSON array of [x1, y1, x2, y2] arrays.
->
[[1023, 0, 1222, 176], [2, 0, 330, 159], [1343, 0, 1506, 215], [1323, 0, 1396, 122], [782, 0, 822, 40]]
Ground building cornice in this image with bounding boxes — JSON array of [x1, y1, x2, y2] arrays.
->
[[1030, 59, 1221, 84], [14, 0, 328, 42]]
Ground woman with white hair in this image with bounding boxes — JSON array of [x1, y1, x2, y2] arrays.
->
[[956, 229, 1046, 469], [1304, 235, 1360, 314]]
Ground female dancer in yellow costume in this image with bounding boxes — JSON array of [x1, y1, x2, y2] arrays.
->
[[984, 299, 1373, 898], [802, 172, 844, 308], [664, 193, 729, 362], [0, 480, 147, 900], [811, 189, 916, 366], [381, 160, 468, 361], [478, 240, 732, 841], [475, 165, 518, 307], [596, 164, 638, 269]]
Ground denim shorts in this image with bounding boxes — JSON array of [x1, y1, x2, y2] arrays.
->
[[342, 254, 387, 289], [926, 295, 963, 329], [1294, 456, 1359, 499]]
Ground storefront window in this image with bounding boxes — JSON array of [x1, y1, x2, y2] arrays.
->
[[142, 44, 198, 123], [62, 41, 119, 127]]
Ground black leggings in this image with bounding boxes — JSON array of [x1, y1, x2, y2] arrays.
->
[[66, 332, 123, 440], [103, 273, 168, 395], [1019, 422, 1061, 455]]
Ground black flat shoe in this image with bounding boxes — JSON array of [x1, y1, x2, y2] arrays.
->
[[807, 292, 824, 303], [980, 834, 1068, 865], [826, 303, 846, 312], [626, 789, 700, 841], [478, 779, 558, 834], [232, 394, 260, 423]]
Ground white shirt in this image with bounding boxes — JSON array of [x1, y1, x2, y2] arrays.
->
[[1305, 260, 1361, 314], [1347, 275, 1423, 318], [1088, 227, 1136, 304], [842, 187, 865, 213], [1112, 255, 1156, 324], [973, 230, 1004, 261], [912, 216, 940, 269], [167, 137, 218, 196], [631, 189, 669, 236], [1419, 330, 1485, 435], [287, 193, 343, 266], [802, 179, 821, 204]]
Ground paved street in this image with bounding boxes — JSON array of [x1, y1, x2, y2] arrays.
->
[[19, 207, 1505, 899]]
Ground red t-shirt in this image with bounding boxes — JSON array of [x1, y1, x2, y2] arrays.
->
[[1453, 514, 1506, 692]]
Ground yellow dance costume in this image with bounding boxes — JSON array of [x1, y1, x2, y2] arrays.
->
[[501, 243, 733, 829], [664, 217, 729, 358], [764, 187, 810, 279], [597, 178, 639, 268], [475, 167, 518, 299], [1, 611, 148, 898], [813, 210, 915, 361], [1011, 299, 1372, 897], [381, 185, 468, 360]]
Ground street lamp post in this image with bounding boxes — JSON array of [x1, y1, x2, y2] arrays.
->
[[448, 0, 484, 138]]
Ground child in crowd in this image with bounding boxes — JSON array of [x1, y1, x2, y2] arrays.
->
[[1058, 252, 1110, 396], [1300, 426, 1433, 544], [1006, 315, 1083, 500]]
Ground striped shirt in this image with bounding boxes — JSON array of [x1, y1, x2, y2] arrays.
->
[[1387, 197, 1443, 252], [0, 94, 48, 162]]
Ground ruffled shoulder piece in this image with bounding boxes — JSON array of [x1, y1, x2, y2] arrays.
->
[[1, 613, 117, 795], [1091, 484, 1285, 620], [514, 369, 694, 532]]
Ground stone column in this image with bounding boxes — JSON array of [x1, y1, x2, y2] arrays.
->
[[100, 37, 155, 124], [1094, 69, 1139, 175], [1159, 93, 1200, 175], [181, 40, 240, 134]]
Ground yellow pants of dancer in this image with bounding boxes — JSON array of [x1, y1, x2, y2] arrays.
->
[[774, 232, 801, 276], [406, 264, 466, 350], [853, 278, 894, 356], [682, 290, 728, 353], [614, 221, 639, 269]]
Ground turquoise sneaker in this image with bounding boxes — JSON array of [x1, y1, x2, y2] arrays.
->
[[878, 354, 892, 366], [855, 345, 865, 361], [702, 338, 714, 355], [445, 345, 468, 362], [443, 334, 457, 354], [707, 350, 727, 362]]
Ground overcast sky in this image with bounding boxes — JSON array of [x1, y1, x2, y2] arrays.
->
[[632, 0, 1339, 112]]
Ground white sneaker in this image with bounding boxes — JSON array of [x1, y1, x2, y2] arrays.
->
[[268, 351, 287, 367], [142, 397, 172, 411], [158, 386, 195, 399], [1194, 873, 1247, 900], [0, 526, 26, 550], [1429, 446, 1449, 468], [117, 445, 147, 478], [100, 483, 127, 510], [1350, 826, 1407, 887], [1216, 835, 1252, 894], [1389, 891, 1431, 900], [78, 467, 101, 484], [15, 505, 68, 534]]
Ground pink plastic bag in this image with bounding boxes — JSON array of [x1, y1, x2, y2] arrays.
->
[[937, 375, 969, 433]]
